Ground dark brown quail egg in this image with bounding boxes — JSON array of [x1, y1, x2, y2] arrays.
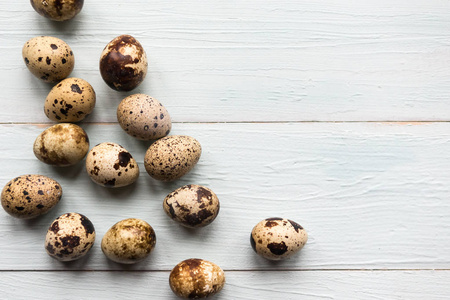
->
[[22, 36, 74, 83], [99, 35, 147, 91], [144, 135, 201, 181], [85, 142, 139, 188], [33, 123, 89, 166], [164, 185, 220, 228], [1, 175, 62, 219], [101, 218, 156, 264], [45, 78, 96, 122], [169, 258, 225, 299], [117, 94, 171, 140], [250, 217, 308, 260], [30, 0, 84, 21], [45, 212, 95, 262]]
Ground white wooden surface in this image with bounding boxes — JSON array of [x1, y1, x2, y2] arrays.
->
[[1, 271, 450, 300], [1, 1, 450, 299]]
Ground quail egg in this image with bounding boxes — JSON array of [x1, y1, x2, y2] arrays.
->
[[85, 142, 139, 188], [30, 0, 84, 21], [33, 123, 89, 166], [169, 258, 225, 299], [99, 35, 147, 91], [45, 78, 96, 122], [250, 217, 308, 260], [144, 135, 201, 181], [45, 212, 95, 262], [117, 94, 171, 140], [164, 185, 220, 228], [23, 36, 74, 83], [101, 218, 156, 264], [1, 175, 62, 219]]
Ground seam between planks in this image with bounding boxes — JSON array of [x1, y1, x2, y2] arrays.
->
[[1, 121, 450, 125], [0, 269, 449, 272]]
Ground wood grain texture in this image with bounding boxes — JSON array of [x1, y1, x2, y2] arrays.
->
[[1, 270, 449, 300], [0, 123, 449, 270], [2, 1, 450, 298], [1, 1, 450, 122]]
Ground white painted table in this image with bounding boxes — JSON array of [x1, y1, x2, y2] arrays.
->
[[1, 1, 450, 299]]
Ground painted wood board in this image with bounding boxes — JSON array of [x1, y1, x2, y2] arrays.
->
[[1, 0, 450, 122], [0, 122, 449, 270], [1, 270, 449, 299], [2, 0, 450, 298]]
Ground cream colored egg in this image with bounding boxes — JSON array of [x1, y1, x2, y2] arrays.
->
[[117, 94, 171, 140], [45, 212, 95, 262], [45, 78, 96, 122], [22, 36, 74, 83], [250, 217, 308, 260], [164, 185, 220, 228], [169, 258, 225, 299], [30, 0, 84, 21], [1, 175, 62, 219], [85, 142, 139, 188], [99, 35, 147, 91], [101, 218, 156, 264], [144, 135, 201, 181], [33, 123, 89, 166]]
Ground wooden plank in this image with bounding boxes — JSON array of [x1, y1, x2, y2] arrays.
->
[[1, 270, 449, 299], [0, 122, 449, 270], [1, 1, 450, 122]]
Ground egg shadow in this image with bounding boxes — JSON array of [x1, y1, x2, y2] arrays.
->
[[53, 248, 95, 270], [45, 16, 83, 36], [23, 72, 55, 96], [142, 175, 177, 196], [89, 179, 141, 203], [103, 88, 135, 107], [143, 167, 205, 196], [81, 110, 97, 123], [249, 245, 305, 270], [46, 161, 86, 180], [161, 210, 218, 246], [21, 210, 57, 230], [115, 132, 155, 155], [102, 247, 158, 271]]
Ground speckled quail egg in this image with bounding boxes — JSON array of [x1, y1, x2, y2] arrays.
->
[[101, 218, 156, 264], [45, 78, 96, 122], [99, 35, 147, 91], [33, 123, 89, 166], [144, 135, 201, 181], [23, 36, 74, 83], [30, 0, 84, 21], [117, 94, 171, 140], [45, 212, 95, 262], [250, 217, 308, 260], [169, 258, 225, 299], [164, 185, 220, 228], [85, 142, 139, 188], [1, 175, 62, 219]]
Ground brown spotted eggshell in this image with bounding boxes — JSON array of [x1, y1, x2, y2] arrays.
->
[[45, 212, 95, 262], [45, 78, 96, 122], [30, 0, 84, 21], [33, 123, 89, 166], [22, 36, 74, 83], [144, 135, 202, 181], [85, 142, 139, 188], [164, 185, 220, 228], [1, 175, 62, 219], [169, 258, 225, 299], [99, 35, 147, 91], [117, 94, 171, 140], [250, 217, 308, 260], [101, 218, 156, 264]]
